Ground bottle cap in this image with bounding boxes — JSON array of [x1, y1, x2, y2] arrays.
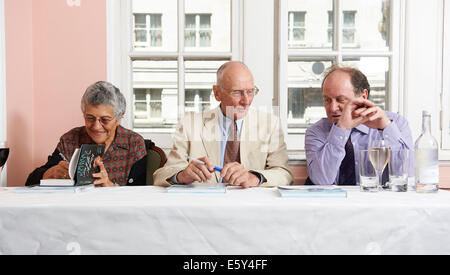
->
[[423, 110, 431, 116]]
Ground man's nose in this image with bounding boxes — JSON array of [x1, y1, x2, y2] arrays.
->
[[240, 93, 251, 105], [329, 100, 339, 112]]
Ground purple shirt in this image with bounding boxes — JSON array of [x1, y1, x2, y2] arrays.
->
[[305, 111, 414, 185]]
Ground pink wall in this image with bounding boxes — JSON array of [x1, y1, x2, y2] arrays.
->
[[5, 0, 106, 186]]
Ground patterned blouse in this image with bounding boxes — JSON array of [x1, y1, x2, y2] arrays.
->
[[57, 125, 147, 186]]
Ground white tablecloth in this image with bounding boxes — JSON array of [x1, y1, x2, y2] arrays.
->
[[0, 186, 449, 255]]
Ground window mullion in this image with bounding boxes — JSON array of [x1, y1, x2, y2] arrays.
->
[[178, 0, 185, 120], [334, 0, 342, 64]]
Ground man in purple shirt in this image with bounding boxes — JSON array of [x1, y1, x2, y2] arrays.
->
[[305, 65, 414, 185]]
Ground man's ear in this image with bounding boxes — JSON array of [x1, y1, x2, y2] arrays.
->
[[212, 85, 221, 101], [362, 89, 369, 100]]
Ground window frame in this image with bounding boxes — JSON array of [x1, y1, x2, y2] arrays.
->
[[441, 0, 450, 151], [276, 0, 405, 160], [107, 0, 243, 148]]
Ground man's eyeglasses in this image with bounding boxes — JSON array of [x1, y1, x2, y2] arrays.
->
[[222, 86, 259, 98], [84, 115, 115, 126]]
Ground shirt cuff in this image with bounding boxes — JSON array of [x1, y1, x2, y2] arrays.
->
[[171, 171, 183, 184], [249, 171, 265, 185], [381, 121, 402, 141]]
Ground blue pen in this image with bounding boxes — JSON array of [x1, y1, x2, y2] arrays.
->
[[185, 156, 222, 172]]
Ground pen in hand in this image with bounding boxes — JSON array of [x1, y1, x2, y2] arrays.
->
[[185, 156, 222, 172]]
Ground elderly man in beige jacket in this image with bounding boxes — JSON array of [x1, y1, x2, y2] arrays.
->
[[153, 61, 293, 188]]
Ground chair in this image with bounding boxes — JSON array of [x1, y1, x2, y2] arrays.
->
[[145, 142, 167, 185]]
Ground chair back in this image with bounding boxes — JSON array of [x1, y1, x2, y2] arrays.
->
[[145, 142, 167, 185]]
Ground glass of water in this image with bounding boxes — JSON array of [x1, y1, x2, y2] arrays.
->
[[359, 149, 379, 192], [388, 149, 409, 192]]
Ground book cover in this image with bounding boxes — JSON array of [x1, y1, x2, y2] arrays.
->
[[75, 144, 105, 186], [167, 183, 227, 194], [277, 186, 347, 198]]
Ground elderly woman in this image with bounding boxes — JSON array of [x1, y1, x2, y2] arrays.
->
[[25, 81, 147, 187]]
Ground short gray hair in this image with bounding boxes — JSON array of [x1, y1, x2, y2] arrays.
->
[[81, 81, 126, 119]]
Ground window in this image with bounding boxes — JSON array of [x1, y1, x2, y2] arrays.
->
[[133, 14, 162, 48], [442, 1, 450, 150], [185, 14, 212, 48], [124, 0, 238, 131], [288, 11, 306, 47], [342, 11, 356, 45], [278, 0, 400, 154]]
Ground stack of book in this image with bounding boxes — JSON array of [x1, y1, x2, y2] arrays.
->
[[277, 186, 347, 198]]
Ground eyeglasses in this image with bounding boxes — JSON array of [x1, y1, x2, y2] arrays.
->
[[84, 115, 115, 126], [221, 86, 259, 98]]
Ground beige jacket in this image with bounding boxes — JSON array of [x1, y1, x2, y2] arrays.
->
[[153, 107, 293, 187]]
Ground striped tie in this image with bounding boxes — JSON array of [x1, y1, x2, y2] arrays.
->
[[224, 121, 240, 164]]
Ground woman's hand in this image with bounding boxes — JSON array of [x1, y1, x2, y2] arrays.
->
[[92, 156, 116, 187], [43, 161, 70, 180]]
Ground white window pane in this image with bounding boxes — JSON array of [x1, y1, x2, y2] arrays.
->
[[184, 60, 224, 112], [135, 30, 147, 43], [288, 0, 333, 49], [287, 60, 332, 128], [185, 0, 230, 52], [341, 0, 390, 50], [342, 57, 389, 110], [132, 0, 177, 51], [185, 14, 196, 29], [132, 60, 178, 128], [150, 14, 161, 28], [135, 14, 147, 28]]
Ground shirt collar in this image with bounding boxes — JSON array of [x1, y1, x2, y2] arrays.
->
[[217, 105, 244, 136]]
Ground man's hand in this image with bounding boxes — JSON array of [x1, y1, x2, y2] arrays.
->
[[42, 161, 70, 180], [177, 156, 215, 184], [221, 162, 260, 188], [352, 98, 391, 130], [336, 98, 370, 131]]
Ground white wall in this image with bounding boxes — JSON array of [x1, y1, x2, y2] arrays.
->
[[403, 0, 443, 153], [243, 0, 274, 111]]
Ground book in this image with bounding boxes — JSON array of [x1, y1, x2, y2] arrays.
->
[[277, 186, 347, 198], [40, 144, 105, 187], [167, 183, 227, 194], [75, 144, 105, 186]]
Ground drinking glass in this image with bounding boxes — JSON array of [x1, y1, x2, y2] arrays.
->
[[0, 142, 9, 185], [369, 139, 391, 190], [359, 149, 379, 192], [388, 149, 409, 192]]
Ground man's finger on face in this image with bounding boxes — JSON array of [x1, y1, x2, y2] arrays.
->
[[360, 106, 379, 118], [352, 107, 368, 117]]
